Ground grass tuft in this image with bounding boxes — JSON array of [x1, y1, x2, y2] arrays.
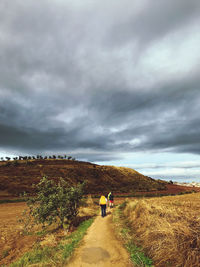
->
[[126, 242, 153, 267], [113, 202, 153, 267]]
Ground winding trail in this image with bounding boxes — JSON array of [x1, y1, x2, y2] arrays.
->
[[67, 209, 133, 267]]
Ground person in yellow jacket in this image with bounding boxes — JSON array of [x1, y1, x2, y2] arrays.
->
[[99, 194, 107, 217]]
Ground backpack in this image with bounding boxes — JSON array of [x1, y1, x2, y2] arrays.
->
[[108, 192, 113, 200], [100, 196, 107, 205], [109, 194, 113, 201]]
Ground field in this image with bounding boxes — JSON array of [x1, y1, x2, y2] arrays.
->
[[0, 197, 127, 266], [1, 182, 200, 266], [0, 202, 38, 265], [123, 192, 200, 267], [0, 197, 99, 266]]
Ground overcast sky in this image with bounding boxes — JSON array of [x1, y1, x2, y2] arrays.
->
[[1, 0, 200, 182]]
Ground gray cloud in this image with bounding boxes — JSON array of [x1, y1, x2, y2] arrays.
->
[[107, 0, 200, 49], [0, 0, 200, 162], [132, 161, 200, 170]]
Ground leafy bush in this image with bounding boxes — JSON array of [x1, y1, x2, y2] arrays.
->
[[27, 176, 85, 228]]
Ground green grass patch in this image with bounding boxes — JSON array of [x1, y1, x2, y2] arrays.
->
[[10, 246, 54, 267], [126, 241, 153, 267], [113, 202, 154, 267], [10, 217, 94, 267], [61, 218, 94, 260]]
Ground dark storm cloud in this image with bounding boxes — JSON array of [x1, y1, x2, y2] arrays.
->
[[0, 0, 200, 161], [86, 74, 200, 157]]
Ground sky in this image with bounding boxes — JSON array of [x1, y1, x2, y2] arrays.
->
[[0, 0, 200, 182]]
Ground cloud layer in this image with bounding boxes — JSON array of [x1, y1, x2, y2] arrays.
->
[[0, 0, 200, 163]]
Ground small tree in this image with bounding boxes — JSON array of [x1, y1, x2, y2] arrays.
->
[[27, 176, 85, 228]]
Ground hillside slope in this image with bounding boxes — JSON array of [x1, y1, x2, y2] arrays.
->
[[0, 159, 166, 197]]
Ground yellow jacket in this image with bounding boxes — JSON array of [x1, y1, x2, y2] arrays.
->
[[99, 196, 107, 205]]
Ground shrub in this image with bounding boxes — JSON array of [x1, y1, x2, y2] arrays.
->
[[27, 176, 85, 228], [12, 160, 19, 166]]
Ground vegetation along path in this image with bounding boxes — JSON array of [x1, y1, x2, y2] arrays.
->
[[67, 208, 133, 267]]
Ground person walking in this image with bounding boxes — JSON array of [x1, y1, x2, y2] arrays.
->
[[108, 191, 114, 208], [99, 194, 107, 217]]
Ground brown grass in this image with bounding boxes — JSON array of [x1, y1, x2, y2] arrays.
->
[[124, 193, 200, 267], [79, 195, 97, 218], [0, 159, 168, 197]]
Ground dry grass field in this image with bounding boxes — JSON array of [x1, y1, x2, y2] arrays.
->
[[0, 196, 97, 266], [124, 193, 200, 267]]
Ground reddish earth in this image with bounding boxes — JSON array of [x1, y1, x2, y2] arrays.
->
[[141, 183, 200, 195], [132, 183, 200, 196], [126, 184, 200, 195], [90, 184, 200, 198], [0, 202, 38, 266], [164, 183, 200, 194]]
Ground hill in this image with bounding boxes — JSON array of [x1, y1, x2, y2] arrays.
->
[[0, 159, 167, 197]]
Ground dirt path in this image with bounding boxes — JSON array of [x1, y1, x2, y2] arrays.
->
[[67, 209, 133, 267]]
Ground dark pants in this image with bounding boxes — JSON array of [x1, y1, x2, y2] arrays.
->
[[100, 204, 106, 217]]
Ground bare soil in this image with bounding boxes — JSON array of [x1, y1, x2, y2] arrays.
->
[[0, 202, 38, 266], [67, 208, 133, 267]]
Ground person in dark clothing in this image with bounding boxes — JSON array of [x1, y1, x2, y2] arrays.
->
[[108, 192, 114, 208]]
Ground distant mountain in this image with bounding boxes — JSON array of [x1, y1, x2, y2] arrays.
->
[[174, 182, 200, 187], [0, 159, 167, 197]]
